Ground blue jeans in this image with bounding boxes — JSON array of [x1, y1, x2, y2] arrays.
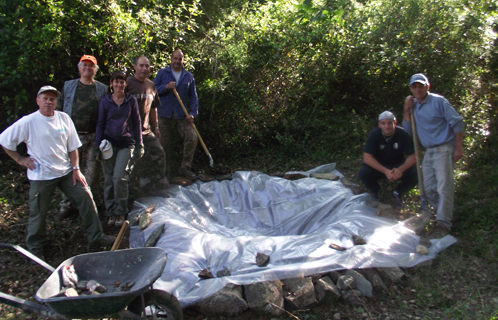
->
[[422, 143, 456, 229]]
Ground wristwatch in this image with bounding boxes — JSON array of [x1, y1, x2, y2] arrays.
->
[[72, 166, 80, 170]]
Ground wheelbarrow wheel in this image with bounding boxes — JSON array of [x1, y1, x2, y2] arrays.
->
[[128, 289, 183, 320]]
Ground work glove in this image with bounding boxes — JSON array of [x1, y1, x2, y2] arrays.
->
[[135, 144, 145, 160], [93, 147, 101, 162]]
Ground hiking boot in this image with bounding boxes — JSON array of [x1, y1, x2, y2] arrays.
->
[[55, 207, 76, 221], [89, 234, 117, 252], [392, 190, 404, 208], [107, 215, 116, 226], [427, 225, 450, 239], [115, 215, 126, 228], [179, 166, 198, 181]]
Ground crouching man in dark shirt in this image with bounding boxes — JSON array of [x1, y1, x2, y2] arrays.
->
[[358, 111, 418, 206]]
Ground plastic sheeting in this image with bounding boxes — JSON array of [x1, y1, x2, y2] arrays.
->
[[129, 163, 456, 307]]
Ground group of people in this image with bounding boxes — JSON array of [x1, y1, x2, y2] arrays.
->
[[0, 50, 200, 258], [0, 52, 463, 258], [359, 73, 464, 238]]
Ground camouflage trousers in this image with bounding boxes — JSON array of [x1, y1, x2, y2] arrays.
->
[[158, 116, 198, 179], [59, 133, 101, 212], [129, 132, 168, 198]]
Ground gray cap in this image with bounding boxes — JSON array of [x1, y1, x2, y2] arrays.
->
[[409, 73, 429, 86], [37, 85, 61, 97], [378, 111, 396, 121]]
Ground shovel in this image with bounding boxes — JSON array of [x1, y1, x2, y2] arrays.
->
[[403, 108, 431, 233], [172, 88, 214, 168]]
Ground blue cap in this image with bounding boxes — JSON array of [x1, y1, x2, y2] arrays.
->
[[409, 73, 429, 86]]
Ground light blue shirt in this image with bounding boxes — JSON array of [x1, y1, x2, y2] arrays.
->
[[402, 92, 463, 148]]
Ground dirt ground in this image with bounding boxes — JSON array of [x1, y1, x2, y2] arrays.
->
[[1, 162, 497, 320]]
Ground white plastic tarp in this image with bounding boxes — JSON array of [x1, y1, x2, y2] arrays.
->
[[129, 163, 457, 307]]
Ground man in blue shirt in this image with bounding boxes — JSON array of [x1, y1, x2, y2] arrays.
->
[[359, 111, 418, 206], [403, 73, 464, 238], [153, 50, 199, 181]]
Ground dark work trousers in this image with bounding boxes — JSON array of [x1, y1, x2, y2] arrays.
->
[[358, 163, 418, 196]]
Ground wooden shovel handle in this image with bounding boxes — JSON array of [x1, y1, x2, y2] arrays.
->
[[171, 88, 211, 157], [111, 220, 129, 251]]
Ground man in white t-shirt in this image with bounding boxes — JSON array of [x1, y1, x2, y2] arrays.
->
[[0, 86, 115, 259]]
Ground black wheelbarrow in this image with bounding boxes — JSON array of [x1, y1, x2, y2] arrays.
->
[[0, 244, 183, 319]]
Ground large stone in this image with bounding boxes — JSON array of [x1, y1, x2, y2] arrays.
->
[[356, 269, 388, 293], [376, 203, 395, 219], [244, 281, 284, 316], [376, 267, 406, 284], [315, 276, 341, 306], [282, 277, 317, 310], [195, 284, 248, 316], [336, 275, 356, 291], [345, 270, 372, 298], [341, 289, 366, 306], [327, 270, 342, 283]]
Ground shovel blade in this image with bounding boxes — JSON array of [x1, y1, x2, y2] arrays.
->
[[403, 209, 431, 234]]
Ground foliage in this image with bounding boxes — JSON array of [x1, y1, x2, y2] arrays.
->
[[0, 0, 201, 128]]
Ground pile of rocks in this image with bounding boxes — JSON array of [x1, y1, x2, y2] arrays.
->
[[192, 263, 432, 317]]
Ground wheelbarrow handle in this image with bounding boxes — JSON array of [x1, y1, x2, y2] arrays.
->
[[172, 88, 214, 167], [0, 243, 55, 273]]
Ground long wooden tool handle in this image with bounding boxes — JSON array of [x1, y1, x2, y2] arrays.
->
[[410, 108, 425, 199], [172, 88, 211, 157], [111, 220, 129, 251]]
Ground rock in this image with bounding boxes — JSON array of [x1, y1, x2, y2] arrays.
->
[[315, 276, 341, 306], [139, 212, 152, 230], [199, 269, 214, 279], [365, 200, 381, 208], [356, 269, 388, 293], [328, 270, 342, 283], [352, 235, 366, 245], [282, 173, 307, 180], [416, 245, 429, 255], [376, 267, 406, 284], [310, 173, 340, 181], [76, 280, 88, 290], [216, 268, 231, 278], [256, 252, 270, 267], [86, 280, 106, 293], [336, 275, 356, 291], [282, 278, 317, 310], [144, 223, 165, 247], [127, 208, 145, 226], [350, 185, 366, 195], [64, 288, 79, 297], [376, 203, 395, 219], [269, 172, 284, 177], [195, 284, 248, 316], [346, 270, 373, 298], [341, 289, 366, 306], [329, 243, 347, 251], [244, 281, 284, 316], [340, 177, 354, 188], [145, 203, 156, 214]]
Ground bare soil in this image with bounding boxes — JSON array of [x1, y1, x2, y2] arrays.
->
[[1, 158, 497, 320]]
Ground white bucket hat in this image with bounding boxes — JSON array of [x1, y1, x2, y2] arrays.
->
[[99, 139, 113, 160]]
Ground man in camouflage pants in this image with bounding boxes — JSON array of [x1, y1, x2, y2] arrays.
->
[[127, 56, 169, 197], [56, 54, 108, 220]]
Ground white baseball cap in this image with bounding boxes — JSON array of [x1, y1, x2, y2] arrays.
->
[[378, 111, 396, 121], [99, 140, 113, 160]]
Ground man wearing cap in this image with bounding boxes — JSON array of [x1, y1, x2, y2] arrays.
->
[[56, 54, 109, 220], [126, 56, 169, 196], [403, 73, 464, 237], [0, 86, 115, 259], [153, 49, 199, 181], [358, 111, 418, 206]]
